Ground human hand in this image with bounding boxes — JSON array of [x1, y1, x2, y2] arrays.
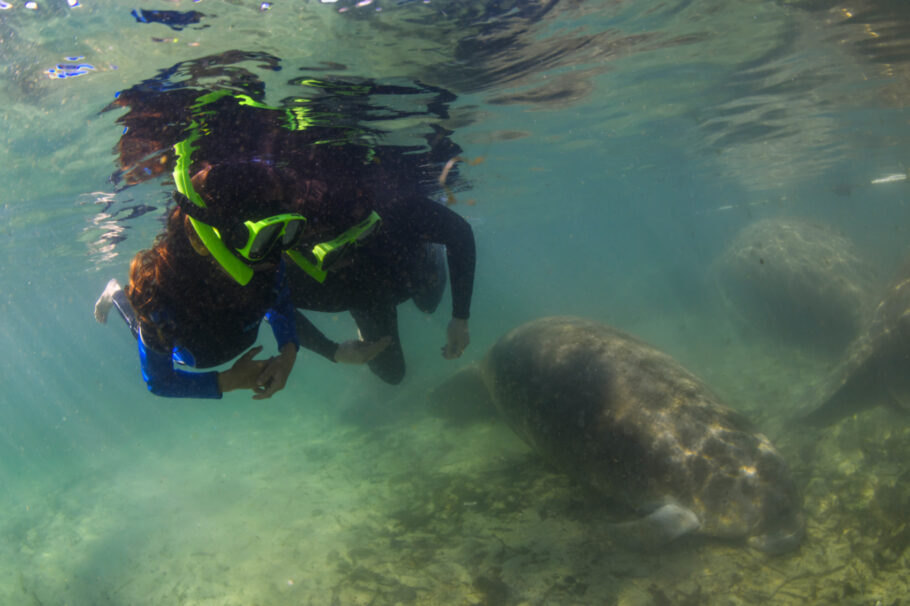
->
[[442, 318, 469, 359], [253, 343, 298, 400], [334, 336, 393, 364], [94, 278, 123, 324], [217, 346, 270, 394]]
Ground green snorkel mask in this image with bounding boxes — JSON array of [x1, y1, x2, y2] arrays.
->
[[173, 137, 306, 286], [172, 89, 380, 285], [286, 211, 381, 283]]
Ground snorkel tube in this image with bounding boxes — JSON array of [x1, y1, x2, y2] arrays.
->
[[285, 211, 381, 284], [286, 249, 328, 283], [173, 132, 255, 286]]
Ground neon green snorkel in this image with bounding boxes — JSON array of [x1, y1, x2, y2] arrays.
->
[[286, 211, 381, 283], [190, 89, 314, 131], [171, 89, 373, 285], [173, 133, 257, 286]]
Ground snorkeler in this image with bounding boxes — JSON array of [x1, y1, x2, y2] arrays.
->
[[94, 162, 305, 399], [94, 158, 395, 398], [284, 182, 474, 385]]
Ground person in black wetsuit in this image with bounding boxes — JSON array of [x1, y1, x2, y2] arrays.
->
[[179, 121, 476, 385], [280, 153, 475, 385]]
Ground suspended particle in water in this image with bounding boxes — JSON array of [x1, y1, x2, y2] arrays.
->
[[0, 1, 12, 9]]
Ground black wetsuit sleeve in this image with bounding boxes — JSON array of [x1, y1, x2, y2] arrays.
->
[[294, 310, 340, 362], [409, 202, 475, 319]]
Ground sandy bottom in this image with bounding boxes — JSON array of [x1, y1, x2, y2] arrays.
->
[[2, 329, 908, 606]]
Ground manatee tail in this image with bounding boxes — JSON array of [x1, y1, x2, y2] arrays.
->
[[801, 350, 888, 427], [610, 503, 701, 551], [801, 380, 866, 427]]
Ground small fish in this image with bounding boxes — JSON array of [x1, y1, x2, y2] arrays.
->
[[870, 173, 907, 184]]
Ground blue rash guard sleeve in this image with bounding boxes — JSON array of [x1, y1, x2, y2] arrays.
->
[[125, 261, 296, 399], [265, 261, 300, 351], [138, 333, 223, 399]]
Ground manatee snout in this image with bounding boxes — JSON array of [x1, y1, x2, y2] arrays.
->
[[748, 489, 805, 555], [748, 522, 805, 555]]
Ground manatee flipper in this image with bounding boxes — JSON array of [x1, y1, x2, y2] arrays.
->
[[802, 344, 909, 426], [610, 503, 701, 551], [426, 365, 497, 426]]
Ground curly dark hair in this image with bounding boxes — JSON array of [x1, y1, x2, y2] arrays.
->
[[125, 203, 272, 350]]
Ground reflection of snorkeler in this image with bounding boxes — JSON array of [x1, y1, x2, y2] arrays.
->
[[130, 8, 206, 32]]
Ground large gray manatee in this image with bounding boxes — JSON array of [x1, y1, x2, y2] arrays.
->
[[479, 316, 804, 554]]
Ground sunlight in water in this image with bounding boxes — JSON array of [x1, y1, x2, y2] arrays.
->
[[1, 0, 910, 604]]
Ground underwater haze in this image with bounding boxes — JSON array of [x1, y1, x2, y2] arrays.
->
[[2, 0, 910, 604]]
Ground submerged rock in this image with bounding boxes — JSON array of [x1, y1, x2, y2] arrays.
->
[[715, 218, 877, 352]]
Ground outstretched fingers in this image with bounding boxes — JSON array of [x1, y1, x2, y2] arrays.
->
[[93, 278, 123, 324]]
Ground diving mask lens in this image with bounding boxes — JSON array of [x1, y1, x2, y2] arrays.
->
[[248, 222, 284, 260], [311, 211, 382, 272], [281, 218, 305, 248], [242, 215, 307, 261], [355, 216, 380, 242], [319, 243, 350, 272]]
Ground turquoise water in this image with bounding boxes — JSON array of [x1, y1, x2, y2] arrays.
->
[[2, 0, 910, 603]]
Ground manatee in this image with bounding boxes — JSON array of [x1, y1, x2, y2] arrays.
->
[[803, 258, 910, 426], [715, 218, 877, 352], [478, 316, 804, 554]]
